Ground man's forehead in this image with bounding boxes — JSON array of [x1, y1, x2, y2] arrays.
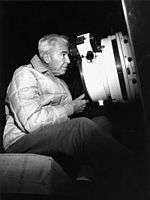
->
[[55, 42, 69, 52]]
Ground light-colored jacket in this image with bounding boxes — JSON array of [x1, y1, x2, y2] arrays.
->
[[3, 55, 74, 150]]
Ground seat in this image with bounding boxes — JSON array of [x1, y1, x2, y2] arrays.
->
[[0, 153, 94, 200]]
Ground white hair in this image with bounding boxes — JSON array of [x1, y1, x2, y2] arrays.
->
[[38, 34, 69, 58]]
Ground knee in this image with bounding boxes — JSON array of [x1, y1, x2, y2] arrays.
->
[[92, 116, 112, 136], [92, 116, 112, 128], [75, 117, 99, 137], [77, 117, 97, 128], [71, 118, 100, 149]]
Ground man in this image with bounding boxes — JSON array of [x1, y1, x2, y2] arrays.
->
[[3, 34, 135, 197]]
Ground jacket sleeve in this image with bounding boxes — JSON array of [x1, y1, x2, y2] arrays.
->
[[8, 67, 74, 132]]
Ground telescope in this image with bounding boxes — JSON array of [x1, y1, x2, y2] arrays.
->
[[70, 32, 139, 106]]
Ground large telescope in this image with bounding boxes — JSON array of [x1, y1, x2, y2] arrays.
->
[[70, 32, 139, 106]]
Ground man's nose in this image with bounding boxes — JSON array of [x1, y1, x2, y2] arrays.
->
[[65, 55, 70, 64]]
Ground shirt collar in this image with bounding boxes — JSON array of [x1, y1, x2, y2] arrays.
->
[[30, 54, 48, 73]]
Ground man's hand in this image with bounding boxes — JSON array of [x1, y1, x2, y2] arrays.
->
[[71, 94, 89, 114]]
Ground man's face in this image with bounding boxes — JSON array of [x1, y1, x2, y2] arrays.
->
[[48, 42, 70, 76]]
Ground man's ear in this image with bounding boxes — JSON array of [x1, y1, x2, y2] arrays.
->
[[43, 54, 51, 64]]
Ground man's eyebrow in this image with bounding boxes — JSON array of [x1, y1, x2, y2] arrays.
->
[[61, 50, 69, 54]]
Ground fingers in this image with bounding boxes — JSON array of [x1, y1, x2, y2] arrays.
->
[[81, 99, 87, 105], [76, 94, 89, 102], [72, 94, 90, 114], [80, 102, 88, 112], [85, 99, 89, 104], [76, 93, 85, 100], [77, 94, 89, 106], [82, 98, 89, 104]]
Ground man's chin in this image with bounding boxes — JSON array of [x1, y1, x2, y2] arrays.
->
[[62, 68, 67, 73], [61, 71, 66, 75], [55, 70, 66, 76]]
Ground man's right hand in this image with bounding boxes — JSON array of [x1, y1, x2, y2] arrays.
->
[[71, 94, 89, 114]]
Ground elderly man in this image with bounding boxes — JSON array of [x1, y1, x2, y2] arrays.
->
[[3, 34, 133, 189]]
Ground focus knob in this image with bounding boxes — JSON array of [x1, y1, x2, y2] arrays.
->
[[86, 51, 94, 61]]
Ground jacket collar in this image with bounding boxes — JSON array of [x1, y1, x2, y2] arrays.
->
[[30, 54, 48, 73]]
